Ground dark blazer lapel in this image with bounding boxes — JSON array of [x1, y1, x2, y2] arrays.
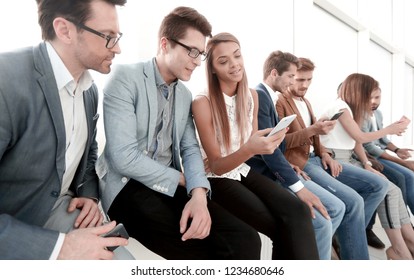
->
[[83, 89, 96, 154], [33, 43, 66, 180], [257, 83, 278, 123]]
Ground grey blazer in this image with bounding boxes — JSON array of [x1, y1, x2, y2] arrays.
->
[[0, 43, 100, 259], [97, 59, 210, 213], [362, 110, 391, 158]]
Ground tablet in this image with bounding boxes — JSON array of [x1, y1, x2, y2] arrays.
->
[[267, 114, 297, 137]]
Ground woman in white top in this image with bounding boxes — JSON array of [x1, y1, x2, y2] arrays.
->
[[320, 73, 414, 259], [192, 32, 319, 260]]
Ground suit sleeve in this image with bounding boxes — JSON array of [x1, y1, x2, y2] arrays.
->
[[251, 91, 301, 189], [0, 214, 59, 259], [102, 65, 181, 196], [179, 104, 211, 195]]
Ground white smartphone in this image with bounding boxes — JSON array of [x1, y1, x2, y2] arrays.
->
[[267, 114, 297, 137]]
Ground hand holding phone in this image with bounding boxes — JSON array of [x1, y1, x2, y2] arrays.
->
[[330, 111, 344, 120], [101, 223, 129, 251], [267, 114, 297, 137]]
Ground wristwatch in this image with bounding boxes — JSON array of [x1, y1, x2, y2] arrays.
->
[[364, 160, 373, 167]]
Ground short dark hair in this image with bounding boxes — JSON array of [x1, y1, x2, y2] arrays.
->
[[262, 51, 300, 80], [158, 6, 212, 43], [36, 0, 126, 40]]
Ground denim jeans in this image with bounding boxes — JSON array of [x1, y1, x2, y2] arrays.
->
[[379, 158, 414, 213], [297, 176, 345, 260], [304, 155, 388, 259]]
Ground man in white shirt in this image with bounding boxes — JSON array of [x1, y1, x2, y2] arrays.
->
[[0, 0, 131, 259], [276, 57, 387, 259], [248, 50, 345, 260]]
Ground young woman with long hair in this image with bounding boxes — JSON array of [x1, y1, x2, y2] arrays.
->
[[320, 73, 413, 259], [192, 32, 319, 259]]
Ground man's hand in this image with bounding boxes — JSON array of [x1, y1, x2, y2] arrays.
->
[[180, 188, 211, 241], [311, 119, 336, 135], [296, 188, 330, 220], [67, 197, 104, 228], [292, 164, 311, 181], [57, 221, 128, 260], [321, 153, 342, 177]]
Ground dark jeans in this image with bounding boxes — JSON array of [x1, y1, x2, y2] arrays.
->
[[109, 179, 261, 260], [209, 169, 319, 260]]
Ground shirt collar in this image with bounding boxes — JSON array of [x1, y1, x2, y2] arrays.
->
[[45, 42, 93, 94], [263, 82, 279, 104], [153, 57, 177, 88]]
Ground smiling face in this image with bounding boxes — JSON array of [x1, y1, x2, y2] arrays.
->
[[210, 41, 244, 88]]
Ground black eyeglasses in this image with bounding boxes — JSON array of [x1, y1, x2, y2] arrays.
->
[[67, 19, 122, 49], [168, 38, 207, 61]]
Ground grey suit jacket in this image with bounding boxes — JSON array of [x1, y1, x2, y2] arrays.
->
[[97, 59, 210, 213], [0, 43, 100, 259], [362, 110, 391, 158]]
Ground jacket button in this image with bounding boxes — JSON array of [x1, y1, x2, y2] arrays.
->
[[121, 177, 128, 183], [51, 191, 59, 197]]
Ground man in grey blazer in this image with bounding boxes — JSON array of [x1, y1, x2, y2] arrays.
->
[[97, 6, 261, 259], [0, 0, 129, 259]]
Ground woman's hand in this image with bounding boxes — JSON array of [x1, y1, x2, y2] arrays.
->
[[244, 127, 287, 156]]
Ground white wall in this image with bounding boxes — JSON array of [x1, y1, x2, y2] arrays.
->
[[1, 0, 413, 147]]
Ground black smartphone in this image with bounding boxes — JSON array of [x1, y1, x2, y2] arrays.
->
[[330, 111, 344, 120], [101, 223, 129, 251]]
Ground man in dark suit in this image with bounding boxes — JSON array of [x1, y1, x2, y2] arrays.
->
[[247, 50, 345, 260], [275, 57, 387, 259], [0, 0, 130, 259]]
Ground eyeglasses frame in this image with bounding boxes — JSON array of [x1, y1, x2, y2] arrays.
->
[[67, 19, 122, 49], [168, 38, 207, 61]]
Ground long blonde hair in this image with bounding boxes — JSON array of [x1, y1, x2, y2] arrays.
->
[[205, 32, 251, 153]]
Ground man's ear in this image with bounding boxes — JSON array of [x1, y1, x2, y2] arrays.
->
[[53, 17, 74, 44], [271, 68, 280, 77], [160, 37, 169, 53]]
